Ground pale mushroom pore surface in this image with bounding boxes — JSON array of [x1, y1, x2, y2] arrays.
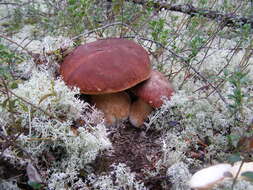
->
[[189, 164, 233, 189]]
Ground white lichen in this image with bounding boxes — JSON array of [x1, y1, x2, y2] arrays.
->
[[0, 179, 19, 190], [167, 162, 191, 190], [213, 178, 253, 190], [87, 163, 147, 190], [1, 70, 111, 188]]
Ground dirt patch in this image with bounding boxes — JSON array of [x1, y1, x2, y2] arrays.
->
[[93, 123, 169, 189]]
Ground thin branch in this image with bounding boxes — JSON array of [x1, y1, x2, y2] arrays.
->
[[232, 160, 245, 189], [0, 2, 20, 5], [127, 0, 253, 28], [0, 132, 22, 156], [0, 80, 64, 123], [0, 33, 50, 66], [71, 22, 138, 41], [125, 35, 228, 105], [0, 1, 32, 7], [71, 21, 227, 105], [0, 33, 33, 56], [0, 132, 36, 163], [1, 78, 15, 130]]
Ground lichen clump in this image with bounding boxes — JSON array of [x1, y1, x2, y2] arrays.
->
[[1, 70, 111, 188]]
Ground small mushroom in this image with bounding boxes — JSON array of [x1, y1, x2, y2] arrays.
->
[[60, 38, 151, 126], [189, 164, 233, 190], [129, 70, 174, 127]]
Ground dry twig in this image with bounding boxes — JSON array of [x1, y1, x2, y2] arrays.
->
[[127, 0, 253, 28], [0, 79, 64, 123]]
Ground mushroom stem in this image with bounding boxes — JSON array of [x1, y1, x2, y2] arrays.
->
[[90, 92, 131, 126], [129, 98, 153, 127]]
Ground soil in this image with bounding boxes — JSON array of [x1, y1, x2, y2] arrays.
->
[[93, 123, 170, 189]]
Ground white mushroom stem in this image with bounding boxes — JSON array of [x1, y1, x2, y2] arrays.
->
[[189, 164, 233, 190], [129, 98, 153, 127], [90, 92, 131, 126]]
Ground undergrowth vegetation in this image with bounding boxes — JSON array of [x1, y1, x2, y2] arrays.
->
[[1, 0, 253, 189]]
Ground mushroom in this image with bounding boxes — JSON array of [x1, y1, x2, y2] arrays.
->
[[129, 70, 174, 127], [189, 164, 233, 190], [60, 38, 151, 126]]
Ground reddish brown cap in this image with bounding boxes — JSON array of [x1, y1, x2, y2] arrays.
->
[[60, 38, 151, 94], [132, 70, 174, 108]]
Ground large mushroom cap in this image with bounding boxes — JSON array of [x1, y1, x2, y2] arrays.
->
[[132, 70, 174, 108], [60, 38, 151, 94]]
